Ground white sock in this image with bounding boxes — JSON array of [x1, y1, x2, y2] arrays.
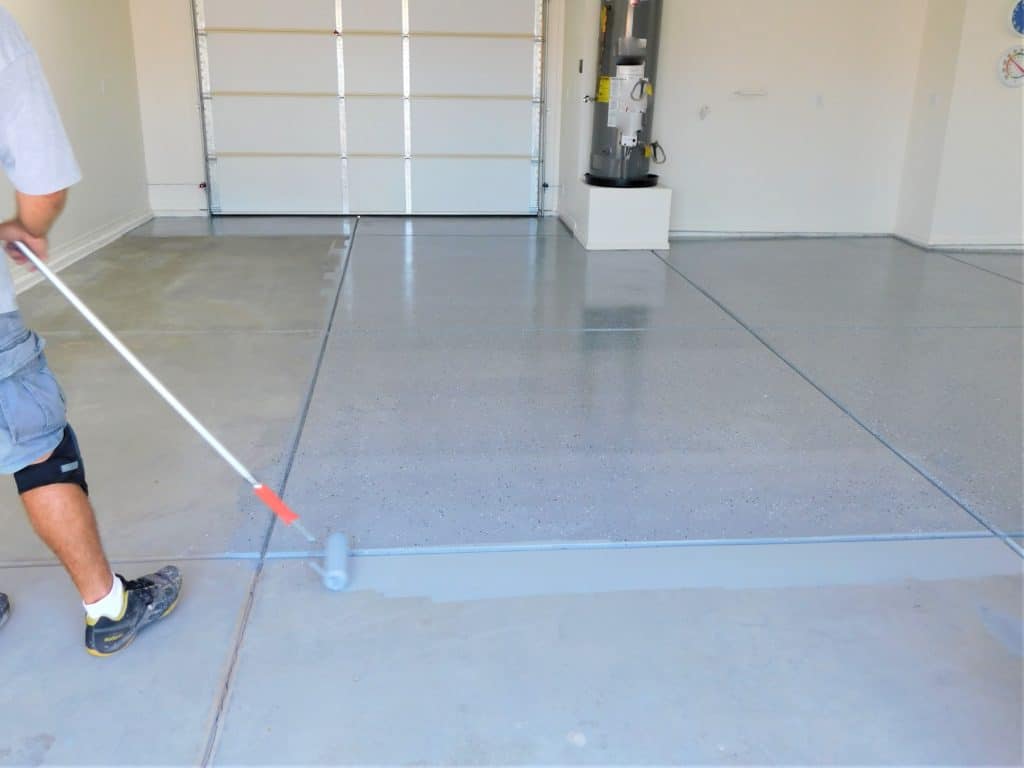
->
[[83, 574, 124, 622]]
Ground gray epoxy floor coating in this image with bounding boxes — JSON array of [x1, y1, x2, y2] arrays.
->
[[0, 218, 1021, 765]]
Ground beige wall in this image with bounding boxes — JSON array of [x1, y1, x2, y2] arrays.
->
[[1, 0, 151, 286], [128, 0, 207, 216], [897, 0, 1023, 248], [928, 0, 1024, 247], [556, 0, 600, 236], [654, 0, 926, 236], [560, 0, 927, 237], [896, 0, 966, 245], [542, 0, 566, 214], [560, 0, 1022, 248]]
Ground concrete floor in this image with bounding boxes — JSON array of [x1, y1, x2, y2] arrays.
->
[[0, 217, 1021, 765]]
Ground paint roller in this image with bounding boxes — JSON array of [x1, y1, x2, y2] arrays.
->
[[11, 240, 350, 592]]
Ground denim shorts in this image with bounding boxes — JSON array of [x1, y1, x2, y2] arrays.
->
[[0, 311, 67, 474]]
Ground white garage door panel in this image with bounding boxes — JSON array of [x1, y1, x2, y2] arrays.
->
[[411, 158, 535, 213], [409, 0, 535, 34], [217, 157, 343, 213], [197, 0, 542, 214], [411, 99, 533, 155], [348, 158, 406, 213], [207, 34, 338, 93], [204, 0, 335, 30], [343, 35, 404, 95], [346, 98, 405, 155], [410, 37, 535, 96], [213, 97, 340, 154], [343, 0, 402, 32]]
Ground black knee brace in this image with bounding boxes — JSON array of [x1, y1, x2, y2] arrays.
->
[[14, 424, 88, 496]]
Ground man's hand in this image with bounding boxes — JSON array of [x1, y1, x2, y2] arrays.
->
[[1, 189, 68, 266], [0, 218, 48, 265]]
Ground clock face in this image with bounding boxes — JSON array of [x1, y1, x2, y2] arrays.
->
[[1000, 47, 1024, 87], [1013, 1, 1024, 35]]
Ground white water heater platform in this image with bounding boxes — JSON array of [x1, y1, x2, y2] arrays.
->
[[572, 183, 672, 251]]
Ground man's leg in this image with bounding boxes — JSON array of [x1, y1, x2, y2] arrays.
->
[[16, 424, 113, 603], [20, 482, 112, 603], [15, 425, 182, 656], [0, 455, 105, 634]]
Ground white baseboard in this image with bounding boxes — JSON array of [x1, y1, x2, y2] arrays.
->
[[13, 210, 154, 295], [558, 211, 578, 231], [670, 229, 890, 241], [665, 229, 1022, 252], [895, 233, 1024, 253], [152, 209, 209, 218]]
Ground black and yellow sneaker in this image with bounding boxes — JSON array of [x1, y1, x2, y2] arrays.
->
[[85, 566, 182, 657], [0, 592, 10, 631]]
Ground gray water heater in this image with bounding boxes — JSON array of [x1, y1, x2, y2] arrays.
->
[[585, 0, 663, 188]]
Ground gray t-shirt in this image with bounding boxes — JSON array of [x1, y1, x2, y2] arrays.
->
[[0, 6, 82, 312]]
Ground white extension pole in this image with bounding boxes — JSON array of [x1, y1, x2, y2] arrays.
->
[[12, 240, 315, 542]]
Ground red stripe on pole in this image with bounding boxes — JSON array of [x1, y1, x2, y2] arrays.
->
[[253, 484, 299, 525]]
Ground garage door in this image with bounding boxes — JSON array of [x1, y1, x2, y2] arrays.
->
[[194, 0, 544, 215]]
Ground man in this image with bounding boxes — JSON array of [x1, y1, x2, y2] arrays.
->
[[0, 6, 180, 655]]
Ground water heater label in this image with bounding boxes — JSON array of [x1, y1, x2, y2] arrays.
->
[[597, 76, 611, 103]]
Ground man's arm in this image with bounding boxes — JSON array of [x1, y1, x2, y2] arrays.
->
[[15, 188, 67, 236], [0, 189, 68, 262], [0, 16, 81, 264]]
